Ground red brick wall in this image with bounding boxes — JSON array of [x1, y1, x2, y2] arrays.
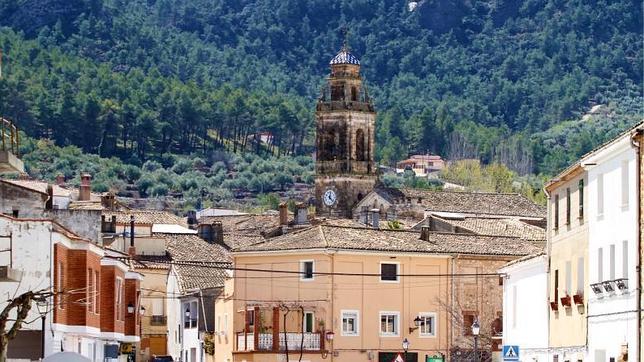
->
[[100, 265, 126, 334], [53, 244, 68, 325], [124, 278, 140, 337], [85, 252, 102, 329]]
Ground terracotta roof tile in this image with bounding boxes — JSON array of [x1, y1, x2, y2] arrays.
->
[[103, 210, 187, 226], [402, 189, 545, 218], [234, 225, 544, 257], [432, 216, 546, 240], [157, 233, 232, 291]]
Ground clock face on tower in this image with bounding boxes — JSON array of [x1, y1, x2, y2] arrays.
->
[[323, 189, 337, 206]]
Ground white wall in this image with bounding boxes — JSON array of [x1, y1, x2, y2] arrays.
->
[[500, 255, 550, 361], [585, 136, 638, 361], [167, 268, 182, 361]]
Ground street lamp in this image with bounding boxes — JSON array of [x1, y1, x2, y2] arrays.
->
[[402, 338, 409, 362], [471, 318, 480, 362], [35, 296, 48, 359], [127, 303, 135, 314], [409, 315, 424, 333]]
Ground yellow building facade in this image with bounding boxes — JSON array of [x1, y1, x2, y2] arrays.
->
[[546, 164, 589, 359]]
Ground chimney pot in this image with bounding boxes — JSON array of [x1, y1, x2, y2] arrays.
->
[[279, 203, 288, 226], [420, 226, 431, 241], [295, 203, 309, 225], [79, 173, 92, 201]]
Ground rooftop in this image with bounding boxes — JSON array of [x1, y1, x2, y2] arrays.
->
[[234, 225, 544, 257], [104, 210, 187, 226], [430, 214, 546, 240], [402, 189, 545, 218], [158, 233, 232, 291], [329, 48, 360, 65]]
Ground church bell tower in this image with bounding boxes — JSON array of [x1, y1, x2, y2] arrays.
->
[[315, 43, 377, 218]]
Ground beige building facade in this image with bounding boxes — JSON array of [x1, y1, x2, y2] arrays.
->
[[213, 225, 542, 362], [545, 163, 589, 358]]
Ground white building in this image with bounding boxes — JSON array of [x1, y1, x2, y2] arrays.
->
[[583, 128, 639, 361], [500, 252, 550, 362]]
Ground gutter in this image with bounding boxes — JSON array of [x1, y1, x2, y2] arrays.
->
[[631, 129, 642, 361]]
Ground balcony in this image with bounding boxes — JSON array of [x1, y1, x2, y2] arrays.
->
[[150, 315, 167, 326], [236, 332, 321, 352]]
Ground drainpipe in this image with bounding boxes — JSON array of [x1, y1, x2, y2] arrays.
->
[[631, 130, 642, 361], [543, 185, 552, 356]]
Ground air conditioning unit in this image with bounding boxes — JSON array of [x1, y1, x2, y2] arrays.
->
[[590, 282, 603, 295]]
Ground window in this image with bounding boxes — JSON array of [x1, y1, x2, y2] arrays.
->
[[622, 240, 628, 279], [598, 248, 604, 282], [554, 194, 560, 230], [610, 244, 616, 280], [598, 173, 604, 216], [380, 262, 399, 282], [11, 209, 18, 218], [224, 314, 228, 335], [246, 309, 255, 332], [184, 303, 192, 328], [87, 268, 93, 312], [94, 271, 99, 313], [115, 278, 123, 320], [341, 310, 359, 336], [300, 260, 314, 281], [57, 261, 64, 309], [565, 188, 571, 225], [622, 160, 629, 208], [578, 179, 584, 219], [418, 313, 436, 337], [577, 257, 584, 295], [512, 286, 517, 328], [565, 261, 571, 295], [303, 311, 314, 333], [553, 270, 559, 302], [217, 316, 221, 333], [462, 313, 476, 336], [379, 312, 399, 336], [190, 301, 198, 328]]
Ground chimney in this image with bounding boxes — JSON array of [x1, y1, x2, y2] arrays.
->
[[360, 206, 368, 225], [45, 184, 53, 210], [295, 203, 309, 225], [128, 215, 136, 257], [370, 209, 380, 229], [279, 203, 288, 226], [187, 210, 197, 229], [212, 221, 224, 244], [55, 174, 65, 186], [420, 226, 431, 241], [79, 173, 91, 201]]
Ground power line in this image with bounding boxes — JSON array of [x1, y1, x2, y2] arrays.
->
[[123, 258, 505, 278]]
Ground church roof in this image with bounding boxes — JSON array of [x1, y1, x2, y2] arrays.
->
[[330, 48, 360, 65]]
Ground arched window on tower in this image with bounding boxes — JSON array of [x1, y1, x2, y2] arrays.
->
[[351, 87, 358, 102], [331, 85, 344, 101], [356, 129, 366, 161]]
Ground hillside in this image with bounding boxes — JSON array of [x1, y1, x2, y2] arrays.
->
[[0, 0, 641, 178]]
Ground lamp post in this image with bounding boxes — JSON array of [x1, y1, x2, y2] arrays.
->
[[409, 315, 423, 333], [471, 318, 480, 362], [35, 297, 48, 359], [402, 337, 409, 362]]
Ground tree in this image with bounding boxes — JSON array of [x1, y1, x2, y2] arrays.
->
[[0, 289, 54, 362]]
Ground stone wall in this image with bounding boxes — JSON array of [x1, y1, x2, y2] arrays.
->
[[0, 182, 47, 217], [450, 256, 510, 353], [44, 209, 102, 244]]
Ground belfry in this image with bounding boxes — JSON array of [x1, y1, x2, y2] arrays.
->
[[315, 42, 377, 218]]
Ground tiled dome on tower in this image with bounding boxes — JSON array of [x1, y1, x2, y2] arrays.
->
[[329, 47, 360, 65]]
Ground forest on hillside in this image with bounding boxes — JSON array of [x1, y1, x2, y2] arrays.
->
[[0, 0, 641, 180]]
